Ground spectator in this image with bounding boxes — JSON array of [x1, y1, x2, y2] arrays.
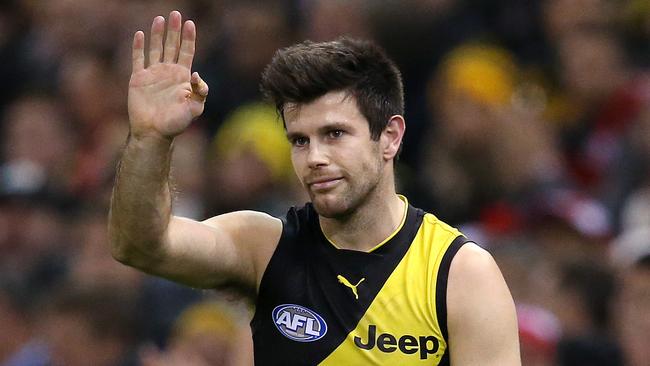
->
[[206, 102, 303, 216], [412, 42, 564, 226], [551, 261, 624, 366], [0, 1, 646, 363], [140, 299, 252, 366], [39, 284, 139, 366]]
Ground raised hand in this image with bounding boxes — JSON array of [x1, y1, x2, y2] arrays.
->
[[128, 11, 208, 139]]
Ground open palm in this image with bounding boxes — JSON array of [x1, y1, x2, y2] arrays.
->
[[128, 11, 208, 139]]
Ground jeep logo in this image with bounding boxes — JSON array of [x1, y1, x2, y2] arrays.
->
[[354, 325, 440, 359], [272, 304, 328, 342]]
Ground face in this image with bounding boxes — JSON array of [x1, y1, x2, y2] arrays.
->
[[285, 91, 387, 219]]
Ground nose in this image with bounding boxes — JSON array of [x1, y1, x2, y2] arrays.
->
[[306, 141, 329, 169]]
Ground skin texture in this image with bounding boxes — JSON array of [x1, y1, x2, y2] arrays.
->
[[448, 243, 521, 365], [109, 11, 281, 290], [284, 91, 407, 250], [285, 94, 386, 220], [109, 10, 520, 365]]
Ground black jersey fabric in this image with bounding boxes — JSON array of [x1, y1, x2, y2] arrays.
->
[[251, 200, 467, 365]]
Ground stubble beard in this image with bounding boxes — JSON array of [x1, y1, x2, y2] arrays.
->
[[311, 161, 383, 220]]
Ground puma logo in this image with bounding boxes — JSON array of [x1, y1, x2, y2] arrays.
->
[[337, 275, 365, 300]]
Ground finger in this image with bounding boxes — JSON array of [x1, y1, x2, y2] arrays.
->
[[132, 31, 145, 72], [177, 20, 196, 69], [189, 72, 207, 118], [163, 10, 182, 63], [191, 72, 209, 98], [149, 16, 165, 64]]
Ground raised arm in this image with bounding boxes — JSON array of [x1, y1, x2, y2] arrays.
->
[[447, 243, 521, 365], [108, 11, 281, 291]]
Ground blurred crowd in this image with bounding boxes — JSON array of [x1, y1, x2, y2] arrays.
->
[[0, 0, 648, 365]]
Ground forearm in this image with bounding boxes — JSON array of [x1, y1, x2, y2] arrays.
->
[[109, 132, 174, 265]]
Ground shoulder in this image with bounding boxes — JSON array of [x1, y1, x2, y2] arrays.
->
[[202, 203, 315, 243], [200, 204, 315, 265], [417, 211, 464, 253], [419, 208, 461, 235], [447, 242, 511, 315], [275, 202, 318, 237], [449, 242, 499, 279], [446, 242, 521, 365], [201, 210, 284, 289]]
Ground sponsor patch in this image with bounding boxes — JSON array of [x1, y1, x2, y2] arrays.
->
[[354, 325, 440, 359], [272, 304, 328, 342]]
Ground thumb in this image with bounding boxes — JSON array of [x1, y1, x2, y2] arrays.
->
[[191, 72, 209, 100], [188, 72, 208, 118]]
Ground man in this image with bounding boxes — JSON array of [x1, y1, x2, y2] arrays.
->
[[109, 10, 520, 365]]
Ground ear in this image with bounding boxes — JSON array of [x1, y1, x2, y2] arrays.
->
[[380, 115, 406, 161]]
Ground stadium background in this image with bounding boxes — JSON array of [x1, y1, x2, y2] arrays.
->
[[0, 0, 648, 365]]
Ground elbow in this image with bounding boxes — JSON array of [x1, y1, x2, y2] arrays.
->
[[111, 247, 130, 264], [108, 216, 135, 265], [108, 230, 164, 271], [107, 214, 167, 270], [108, 228, 147, 267], [109, 236, 136, 266], [109, 239, 156, 271]]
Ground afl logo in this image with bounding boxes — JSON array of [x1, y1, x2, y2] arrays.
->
[[272, 304, 328, 342]]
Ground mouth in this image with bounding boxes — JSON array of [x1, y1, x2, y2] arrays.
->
[[308, 177, 343, 191]]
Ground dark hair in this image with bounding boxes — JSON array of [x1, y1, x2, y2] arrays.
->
[[260, 37, 404, 140]]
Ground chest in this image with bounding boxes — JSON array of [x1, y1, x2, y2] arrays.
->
[[251, 231, 447, 365]]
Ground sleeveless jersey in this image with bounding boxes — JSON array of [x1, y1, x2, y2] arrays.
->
[[251, 197, 468, 365]]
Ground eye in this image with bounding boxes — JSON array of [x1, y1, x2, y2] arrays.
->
[[328, 130, 344, 139], [291, 136, 309, 147]]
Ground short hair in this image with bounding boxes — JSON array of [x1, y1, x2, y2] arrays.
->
[[260, 37, 404, 140]]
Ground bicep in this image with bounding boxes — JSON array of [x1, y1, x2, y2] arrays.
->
[[447, 243, 521, 366], [148, 211, 282, 290]]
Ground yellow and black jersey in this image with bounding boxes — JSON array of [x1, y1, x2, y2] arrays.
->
[[251, 197, 468, 365]]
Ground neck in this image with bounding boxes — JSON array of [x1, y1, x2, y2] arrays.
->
[[320, 176, 405, 251]]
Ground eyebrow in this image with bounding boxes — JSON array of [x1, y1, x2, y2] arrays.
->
[[285, 121, 351, 141], [318, 121, 350, 133], [285, 131, 303, 141]]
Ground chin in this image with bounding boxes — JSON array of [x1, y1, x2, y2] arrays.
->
[[311, 195, 355, 219], [313, 205, 348, 219]]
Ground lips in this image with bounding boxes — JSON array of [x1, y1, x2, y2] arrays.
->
[[307, 177, 343, 191]]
